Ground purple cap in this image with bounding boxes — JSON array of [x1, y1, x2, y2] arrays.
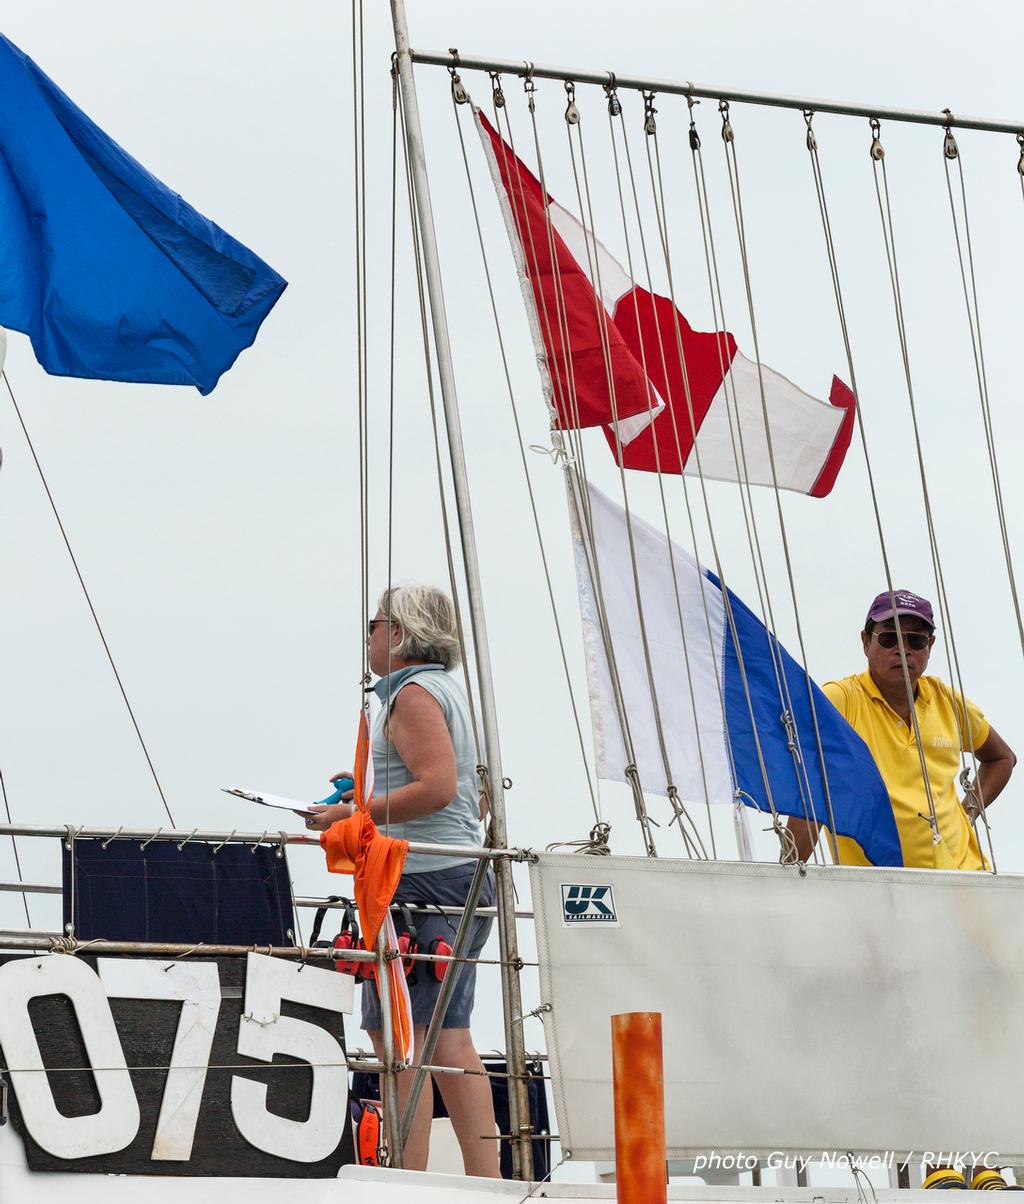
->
[[866, 589, 934, 629]]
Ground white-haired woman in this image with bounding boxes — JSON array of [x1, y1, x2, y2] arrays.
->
[[306, 584, 498, 1177]]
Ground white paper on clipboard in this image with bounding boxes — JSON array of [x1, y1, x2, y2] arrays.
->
[[222, 787, 317, 817]]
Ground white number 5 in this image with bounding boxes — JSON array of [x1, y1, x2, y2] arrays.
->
[[230, 953, 353, 1163]]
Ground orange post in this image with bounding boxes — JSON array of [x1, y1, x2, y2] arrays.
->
[[612, 1011, 667, 1204]]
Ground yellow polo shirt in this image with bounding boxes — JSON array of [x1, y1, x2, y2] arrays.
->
[[823, 672, 989, 869]]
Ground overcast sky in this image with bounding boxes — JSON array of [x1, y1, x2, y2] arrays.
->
[[2, 1, 1023, 1175]]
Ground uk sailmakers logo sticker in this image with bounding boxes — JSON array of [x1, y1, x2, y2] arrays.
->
[[561, 883, 618, 926]]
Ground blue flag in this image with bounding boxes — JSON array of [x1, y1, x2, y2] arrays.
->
[[709, 572, 903, 867], [0, 35, 286, 394]]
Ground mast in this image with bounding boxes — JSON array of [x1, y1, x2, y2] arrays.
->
[[390, 0, 535, 1180]]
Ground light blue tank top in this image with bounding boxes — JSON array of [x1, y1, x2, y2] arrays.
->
[[371, 664, 483, 872]]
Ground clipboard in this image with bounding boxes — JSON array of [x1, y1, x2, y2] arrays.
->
[[221, 787, 318, 818]]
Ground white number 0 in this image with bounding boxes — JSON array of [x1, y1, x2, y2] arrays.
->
[[0, 956, 140, 1157]]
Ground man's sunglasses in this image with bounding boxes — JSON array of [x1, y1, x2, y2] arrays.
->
[[874, 630, 931, 651]]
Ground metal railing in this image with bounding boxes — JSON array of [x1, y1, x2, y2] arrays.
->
[[0, 823, 532, 861], [410, 47, 1024, 136], [0, 819, 541, 1174]]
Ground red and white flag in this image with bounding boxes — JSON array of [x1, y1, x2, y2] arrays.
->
[[476, 111, 855, 497]]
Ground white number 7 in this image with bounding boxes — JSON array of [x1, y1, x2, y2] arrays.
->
[[97, 958, 221, 1161]]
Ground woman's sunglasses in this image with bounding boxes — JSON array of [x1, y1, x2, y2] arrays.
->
[[874, 630, 931, 651]]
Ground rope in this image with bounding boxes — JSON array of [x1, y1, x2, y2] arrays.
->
[[449, 84, 600, 823], [773, 812, 800, 866], [717, 100, 841, 857], [517, 1154, 569, 1201], [2, 371, 175, 827], [544, 821, 612, 855], [0, 769, 30, 927]]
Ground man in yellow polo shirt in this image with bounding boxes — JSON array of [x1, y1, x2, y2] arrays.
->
[[788, 589, 1016, 869]]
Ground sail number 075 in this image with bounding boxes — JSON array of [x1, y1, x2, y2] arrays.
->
[[0, 953, 353, 1164]]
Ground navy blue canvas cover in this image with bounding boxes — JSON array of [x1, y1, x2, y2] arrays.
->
[[63, 838, 296, 945]]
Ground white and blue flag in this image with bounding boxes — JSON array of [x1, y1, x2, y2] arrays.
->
[[572, 482, 901, 866]]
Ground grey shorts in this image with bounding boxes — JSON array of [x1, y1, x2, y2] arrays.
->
[[360, 860, 495, 1032]]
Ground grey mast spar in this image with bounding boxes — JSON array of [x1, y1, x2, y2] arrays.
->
[[390, 0, 535, 1181]]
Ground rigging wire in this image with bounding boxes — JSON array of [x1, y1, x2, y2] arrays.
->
[[0, 769, 31, 927], [395, 60, 538, 1172], [2, 371, 176, 828], [383, 55, 400, 833], [889, 118, 994, 860], [671, 98, 823, 862], [353, 0, 370, 688], [604, 89, 716, 856], [396, 59, 1017, 873], [356, 3, 398, 840], [499, 83, 612, 677], [868, 118, 977, 849], [680, 105, 820, 840], [940, 122, 1014, 863], [945, 135, 1024, 664], [448, 81, 600, 822], [801, 112, 905, 866], [483, 68, 642, 849], [394, 77, 485, 775], [716, 100, 842, 857], [561, 81, 700, 857], [635, 98, 788, 847], [501, 74, 657, 850], [925, 129, 983, 789], [803, 111, 991, 867]]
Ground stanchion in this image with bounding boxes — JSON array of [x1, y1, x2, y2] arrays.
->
[[377, 927, 404, 1168], [612, 1011, 667, 1204]]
